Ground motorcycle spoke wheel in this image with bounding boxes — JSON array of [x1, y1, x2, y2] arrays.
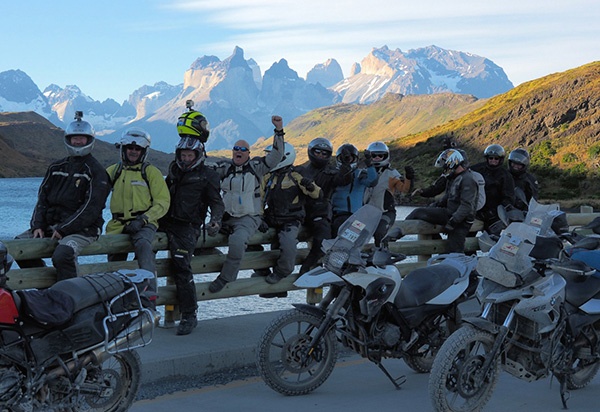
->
[[429, 325, 499, 412], [404, 310, 460, 373], [563, 334, 600, 390], [256, 309, 338, 396], [81, 350, 141, 412]]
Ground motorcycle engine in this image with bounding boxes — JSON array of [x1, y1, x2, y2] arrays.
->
[[374, 322, 402, 347], [0, 366, 22, 405]]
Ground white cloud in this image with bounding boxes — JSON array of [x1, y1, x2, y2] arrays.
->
[[165, 1, 600, 84]]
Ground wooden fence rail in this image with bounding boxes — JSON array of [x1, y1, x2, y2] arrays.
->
[[2, 211, 598, 311]]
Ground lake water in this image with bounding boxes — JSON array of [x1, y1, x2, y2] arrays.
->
[[0, 177, 416, 321]]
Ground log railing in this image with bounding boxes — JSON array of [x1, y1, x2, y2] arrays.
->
[[3, 211, 598, 324]]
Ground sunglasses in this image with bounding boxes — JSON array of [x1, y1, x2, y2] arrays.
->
[[125, 145, 143, 152], [233, 146, 249, 152], [372, 153, 385, 159], [313, 149, 331, 156], [487, 156, 500, 161]]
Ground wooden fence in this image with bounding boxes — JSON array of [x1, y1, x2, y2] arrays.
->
[[2, 210, 598, 325]]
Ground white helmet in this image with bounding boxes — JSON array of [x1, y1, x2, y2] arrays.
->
[[267, 142, 296, 172], [435, 149, 465, 177], [120, 128, 151, 164], [175, 137, 205, 170], [366, 141, 390, 167], [64, 111, 95, 157]]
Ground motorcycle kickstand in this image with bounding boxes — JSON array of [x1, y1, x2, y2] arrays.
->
[[373, 359, 406, 390]]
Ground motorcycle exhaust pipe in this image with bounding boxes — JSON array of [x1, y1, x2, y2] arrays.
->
[[46, 311, 155, 379]]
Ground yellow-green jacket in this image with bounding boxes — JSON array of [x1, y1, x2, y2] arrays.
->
[[105, 162, 170, 234]]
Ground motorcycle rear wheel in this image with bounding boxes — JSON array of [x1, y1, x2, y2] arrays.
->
[[256, 309, 338, 396], [404, 309, 461, 373], [429, 325, 499, 412], [81, 350, 142, 412], [562, 329, 600, 390]]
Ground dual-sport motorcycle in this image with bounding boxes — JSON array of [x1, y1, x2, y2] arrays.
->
[[256, 204, 479, 396], [428, 202, 600, 411], [0, 241, 155, 412]]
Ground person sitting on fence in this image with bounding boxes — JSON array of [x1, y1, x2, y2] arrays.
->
[[253, 143, 321, 286], [471, 144, 516, 236], [405, 149, 478, 253], [411, 136, 457, 201], [507, 148, 538, 211], [159, 137, 224, 336], [331, 144, 378, 235], [207, 116, 285, 293], [105, 128, 170, 305], [363, 141, 415, 247], [15, 111, 111, 281], [294, 137, 353, 275]]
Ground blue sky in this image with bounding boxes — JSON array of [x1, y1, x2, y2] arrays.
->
[[2, 1, 598, 103]]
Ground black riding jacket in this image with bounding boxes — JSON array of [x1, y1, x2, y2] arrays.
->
[[163, 162, 224, 227], [471, 161, 515, 212], [295, 162, 352, 220], [31, 154, 110, 237]]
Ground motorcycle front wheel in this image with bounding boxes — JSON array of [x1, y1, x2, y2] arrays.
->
[[81, 350, 142, 412], [404, 309, 461, 373], [256, 309, 338, 396], [428, 325, 499, 412]]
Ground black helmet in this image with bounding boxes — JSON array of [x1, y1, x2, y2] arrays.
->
[[483, 144, 505, 168], [336, 144, 359, 168], [508, 148, 530, 176], [0, 241, 14, 278], [307, 137, 333, 168]]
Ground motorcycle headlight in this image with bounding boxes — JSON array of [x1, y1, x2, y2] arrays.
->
[[323, 249, 350, 274]]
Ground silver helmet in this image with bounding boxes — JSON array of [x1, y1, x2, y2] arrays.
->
[[366, 141, 390, 168], [120, 128, 151, 165], [175, 137, 205, 170], [267, 142, 296, 172], [64, 111, 95, 157]]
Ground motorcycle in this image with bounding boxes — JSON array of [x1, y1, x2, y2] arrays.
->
[[428, 209, 600, 411], [256, 204, 479, 396], [0, 241, 155, 412]]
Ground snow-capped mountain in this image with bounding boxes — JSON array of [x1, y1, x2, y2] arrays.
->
[[0, 45, 513, 153], [334, 45, 513, 103]]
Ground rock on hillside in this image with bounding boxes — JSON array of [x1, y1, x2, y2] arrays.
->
[[387, 61, 600, 202], [0, 112, 172, 178]]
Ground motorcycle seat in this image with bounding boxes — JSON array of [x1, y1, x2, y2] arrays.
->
[[49, 272, 125, 313], [395, 264, 461, 308]]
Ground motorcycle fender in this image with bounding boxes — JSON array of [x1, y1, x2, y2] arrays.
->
[[462, 317, 501, 335], [294, 268, 342, 289], [292, 303, 326, 319]]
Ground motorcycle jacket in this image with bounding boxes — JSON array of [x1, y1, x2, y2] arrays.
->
[[419, 174, 448, 198], [162, 161, 224, 227], [439, 169, 478, 225], [31, 154, 110, 237], [512, 171, 539, 211], [295, 162, 352, 220], [106, 162, 171, 233], [331, 166, 378, 216], [213, 134, 284, 218], [365, 166, 411, 213], [262, 166, 321, 226], [471, 161, 515, 213]]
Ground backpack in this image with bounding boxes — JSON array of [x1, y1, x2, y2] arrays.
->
[[109, 162, 152, 202], [470, 170, 486, 211]]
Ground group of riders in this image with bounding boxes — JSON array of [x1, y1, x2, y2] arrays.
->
[[10, 105, 537, 335]]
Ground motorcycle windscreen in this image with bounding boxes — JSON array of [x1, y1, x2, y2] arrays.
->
[[323, 204, 382, 255]]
